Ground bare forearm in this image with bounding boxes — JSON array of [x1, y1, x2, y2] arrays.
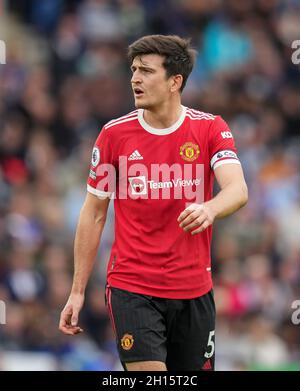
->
[[206, 181, 248, 219], [71, 205, 106, 294]]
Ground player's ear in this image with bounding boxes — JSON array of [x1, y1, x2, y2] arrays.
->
[[170, 74, 183, 93]]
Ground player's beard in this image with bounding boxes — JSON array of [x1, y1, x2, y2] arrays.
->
[[133, 92, 146, 108], [134, 99, 151, 109], [134, 96, 160, 111]]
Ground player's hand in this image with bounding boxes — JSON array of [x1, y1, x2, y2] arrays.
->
[[59, 293, 85, 335], [177, 203, 216, 235]]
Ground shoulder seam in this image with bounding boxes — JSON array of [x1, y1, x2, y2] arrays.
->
[[104, 115, 138, 130], [105, 110, 138, 128], [186, 108, 216, 120]]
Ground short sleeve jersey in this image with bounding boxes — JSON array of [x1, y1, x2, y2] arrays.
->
[[87, 106, 240, 299]]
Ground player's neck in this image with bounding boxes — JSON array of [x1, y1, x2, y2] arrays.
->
[[143, 99, 182, 129]]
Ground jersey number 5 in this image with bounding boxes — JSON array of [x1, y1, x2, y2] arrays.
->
[[204, 330, 215, 358]]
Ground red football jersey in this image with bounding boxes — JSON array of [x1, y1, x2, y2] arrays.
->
[[87, 106, 240, 299]]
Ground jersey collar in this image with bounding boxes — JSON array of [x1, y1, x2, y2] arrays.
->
[[138, 105, 186, 135]]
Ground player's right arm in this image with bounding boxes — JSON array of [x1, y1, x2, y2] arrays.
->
[[59, 192, 110, 335], [59, 125, 115, 335]]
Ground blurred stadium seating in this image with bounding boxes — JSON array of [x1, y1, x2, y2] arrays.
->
[[0, 0, 299, 371]]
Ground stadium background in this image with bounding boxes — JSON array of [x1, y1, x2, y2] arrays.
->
[[0, 0, 299, 371]]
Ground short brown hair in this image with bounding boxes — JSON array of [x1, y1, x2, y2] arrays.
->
[[128, 35, 197, 92]]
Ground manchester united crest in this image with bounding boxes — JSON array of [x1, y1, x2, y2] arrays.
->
[[180, 142, 200, 162], [121, 333, 134, 350]]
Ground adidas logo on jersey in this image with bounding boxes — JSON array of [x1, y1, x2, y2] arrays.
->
[[128, 150, 143, 160]]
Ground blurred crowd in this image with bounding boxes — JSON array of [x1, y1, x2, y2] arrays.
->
[[0, 0, 300, 370]]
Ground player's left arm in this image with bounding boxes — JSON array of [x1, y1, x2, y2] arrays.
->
[[178, 163, 248, 235], [208, 162, 248, 218]]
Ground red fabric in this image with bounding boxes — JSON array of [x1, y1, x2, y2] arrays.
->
[[87, 108, 238, 299], [2, 157, 29, 185], [202, 359, 212, 370]]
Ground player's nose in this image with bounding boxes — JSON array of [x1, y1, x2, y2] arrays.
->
[[131, 72, 142, 84]]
